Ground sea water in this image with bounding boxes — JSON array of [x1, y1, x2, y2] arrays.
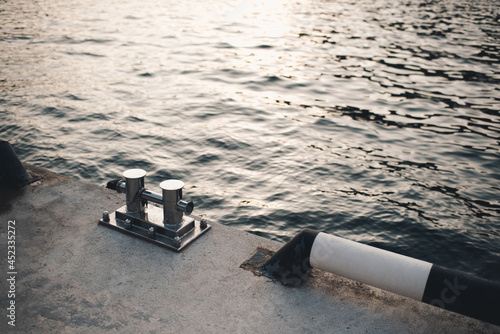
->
[[1, 0, 499, 280]]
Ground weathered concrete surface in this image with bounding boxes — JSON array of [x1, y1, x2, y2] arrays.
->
[[0, 164, 498, 333]]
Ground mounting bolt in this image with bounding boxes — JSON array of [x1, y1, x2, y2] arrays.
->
[[148, 226, 155, 238], [173, 236, 181, 247], [124, 219, 132, 230], [200, 218, 208, 229], [102, 211, 110, 222]]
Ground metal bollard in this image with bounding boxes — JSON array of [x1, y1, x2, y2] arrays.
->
[[100, 170, 209, 251], [160, 180, 193, 227], [123, 169, 147, 216]]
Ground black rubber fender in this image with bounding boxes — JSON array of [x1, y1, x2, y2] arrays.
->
[[0, 140, 30, 188]]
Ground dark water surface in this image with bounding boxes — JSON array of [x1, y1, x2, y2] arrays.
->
[[1, 0, 499, 280]]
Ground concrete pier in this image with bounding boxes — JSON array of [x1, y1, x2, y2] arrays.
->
[[0, 164, 498, 333]]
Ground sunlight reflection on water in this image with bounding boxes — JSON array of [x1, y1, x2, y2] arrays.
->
[[1, 0, 499, 279]]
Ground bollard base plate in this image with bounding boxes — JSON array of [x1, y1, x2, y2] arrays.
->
[[98, 205, 211, 251]]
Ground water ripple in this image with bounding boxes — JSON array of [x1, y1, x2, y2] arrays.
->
[[1, 0, 499, 280]]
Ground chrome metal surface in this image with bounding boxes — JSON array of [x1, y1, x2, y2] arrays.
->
[[100, 170, 210, 251], [177, 199, 194, 215], [98, 205, 211, 251], [124, 219, 132, 230], [123, 169, 147, 215], [173, 236, 181, 247], [117, 181, 165, 206], [116, 180, 126, 194], [160, 179, 189, 226], [200, 218, 207, 229], [141, 189, 163, 205]]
